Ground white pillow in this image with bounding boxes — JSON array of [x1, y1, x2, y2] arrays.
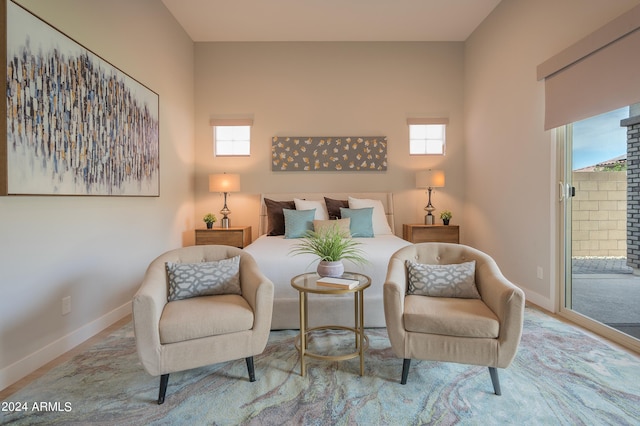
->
[[348, 196, 393, 235], [294, 198, 329, 220]]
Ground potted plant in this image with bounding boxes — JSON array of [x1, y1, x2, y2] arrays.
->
[[440, 210, 452, 225], [289, 224, 367, 277], [203, 213, 217, 229]]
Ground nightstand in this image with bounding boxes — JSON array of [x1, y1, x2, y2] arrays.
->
[[195, 226, 252, 248], [403, 224, 459, 244]]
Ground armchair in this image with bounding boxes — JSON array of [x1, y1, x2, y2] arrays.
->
[[383, 243, 525, 395], [132, 245, 274, 404]]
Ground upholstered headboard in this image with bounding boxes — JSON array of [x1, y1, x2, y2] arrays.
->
[[258, 192, 395, 236]]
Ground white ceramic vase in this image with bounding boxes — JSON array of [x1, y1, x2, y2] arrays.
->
[[317, 260, 344, 278]]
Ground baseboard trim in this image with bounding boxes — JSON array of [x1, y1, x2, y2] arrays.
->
[[522, 289, 553, 312], [0, 301, 131, 392]]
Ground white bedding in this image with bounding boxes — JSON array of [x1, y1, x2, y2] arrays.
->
[[244, 234, 411, 329]]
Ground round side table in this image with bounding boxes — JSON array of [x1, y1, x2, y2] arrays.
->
[[290, 272, 371, 377]]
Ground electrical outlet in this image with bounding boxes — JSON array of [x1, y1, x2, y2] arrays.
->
[[536, 267, 544, 280], [62, 296, 71, 315]]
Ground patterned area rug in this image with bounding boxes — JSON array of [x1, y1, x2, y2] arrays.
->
[[1, 307, 639, 425]]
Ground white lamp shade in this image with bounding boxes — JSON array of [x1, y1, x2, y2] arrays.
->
[[416, 170, 445, 188], [209, 173, 240, 192]]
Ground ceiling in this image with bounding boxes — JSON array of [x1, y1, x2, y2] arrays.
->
[[161, 0, 502, 42]]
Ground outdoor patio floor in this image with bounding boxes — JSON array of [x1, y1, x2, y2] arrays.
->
[[571, 257, 640, 339]]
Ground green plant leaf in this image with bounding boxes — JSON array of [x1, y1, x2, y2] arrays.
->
[[289, 223, 368, 265]]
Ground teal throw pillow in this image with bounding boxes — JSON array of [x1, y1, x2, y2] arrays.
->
[[166, 256, 241, 302], [283, 208, 316, 238], [340, 207, 374, 238]]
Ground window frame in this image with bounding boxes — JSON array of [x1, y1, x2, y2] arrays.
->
[[210, 118, 253, 157], [407, 118, 448, 156]]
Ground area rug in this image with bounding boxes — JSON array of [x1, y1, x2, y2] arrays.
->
[[1, 308, 639, 425]]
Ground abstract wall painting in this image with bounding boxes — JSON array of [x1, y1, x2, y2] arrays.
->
[[272, 136, 387, 172], [3, 0, 159, 196]]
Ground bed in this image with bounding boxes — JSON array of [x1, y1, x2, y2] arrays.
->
[[243, 192, 411, 329]]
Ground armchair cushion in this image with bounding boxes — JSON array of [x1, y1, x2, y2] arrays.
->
[[406, 260, 480, 299], [160, 294, 254, 344], [133, 244, 274, 393], [384, 243, 525, 389], [166, 256, 241, 301], [404, 295, 499, 338]]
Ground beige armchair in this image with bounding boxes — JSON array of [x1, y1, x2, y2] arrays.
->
[[383, 243, 525, 395], [132, 245, 274, 404]]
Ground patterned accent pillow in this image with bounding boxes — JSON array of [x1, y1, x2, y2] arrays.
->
[[406, 260, 481, 299], [166, 256, 241, 302]]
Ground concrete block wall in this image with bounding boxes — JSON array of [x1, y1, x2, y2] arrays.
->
[[572, 170, 627, 257]]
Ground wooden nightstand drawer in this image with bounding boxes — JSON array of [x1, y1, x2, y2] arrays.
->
[[195, 226, 252, 248], [403, 224, 459, 244]]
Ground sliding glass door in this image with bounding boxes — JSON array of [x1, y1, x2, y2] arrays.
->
[[559, 106, 640, 350]]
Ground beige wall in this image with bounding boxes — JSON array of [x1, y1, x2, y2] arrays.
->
[[194, 42, 466, 238], [5, 0, 640, 392], [0, 0, 194, 389], [464, 0, 639, 309], [572, 171, 627, 257]]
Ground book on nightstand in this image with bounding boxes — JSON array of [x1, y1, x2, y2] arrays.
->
[[316, 277, 360, 289]]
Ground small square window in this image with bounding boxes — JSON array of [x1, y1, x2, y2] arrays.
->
[[214, 125, 251, 156], [409, 124, 446, 155]]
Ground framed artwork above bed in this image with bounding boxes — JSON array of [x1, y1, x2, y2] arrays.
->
[[271, 136, 387, 172]]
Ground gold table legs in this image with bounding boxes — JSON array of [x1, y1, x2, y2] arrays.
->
[[294, 289, 369, 377]]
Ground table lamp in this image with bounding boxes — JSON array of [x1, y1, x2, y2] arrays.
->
[[209, 173, 241, 228], [415, 169, 445, 225]]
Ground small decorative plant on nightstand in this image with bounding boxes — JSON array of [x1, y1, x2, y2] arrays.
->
[[203, 213, 217, 229], [290, 224, 367, 277], [440, 210, 452, 225]]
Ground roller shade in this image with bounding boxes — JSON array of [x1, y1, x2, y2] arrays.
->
[[538, 5, 640, 130], [209, 118, 253, 126], [406, 117, 449, 125]]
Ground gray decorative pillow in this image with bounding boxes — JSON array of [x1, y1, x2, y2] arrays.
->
[[166, 256, 241, 302], [406, 260, 481, 299]]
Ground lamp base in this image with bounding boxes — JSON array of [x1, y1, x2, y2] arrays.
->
[[423, 187, 436, 225], [220, 192, 231, 228]]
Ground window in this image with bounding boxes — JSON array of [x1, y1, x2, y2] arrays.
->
[[407, 118, 448, 155], [210, 118, 253, 156]]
